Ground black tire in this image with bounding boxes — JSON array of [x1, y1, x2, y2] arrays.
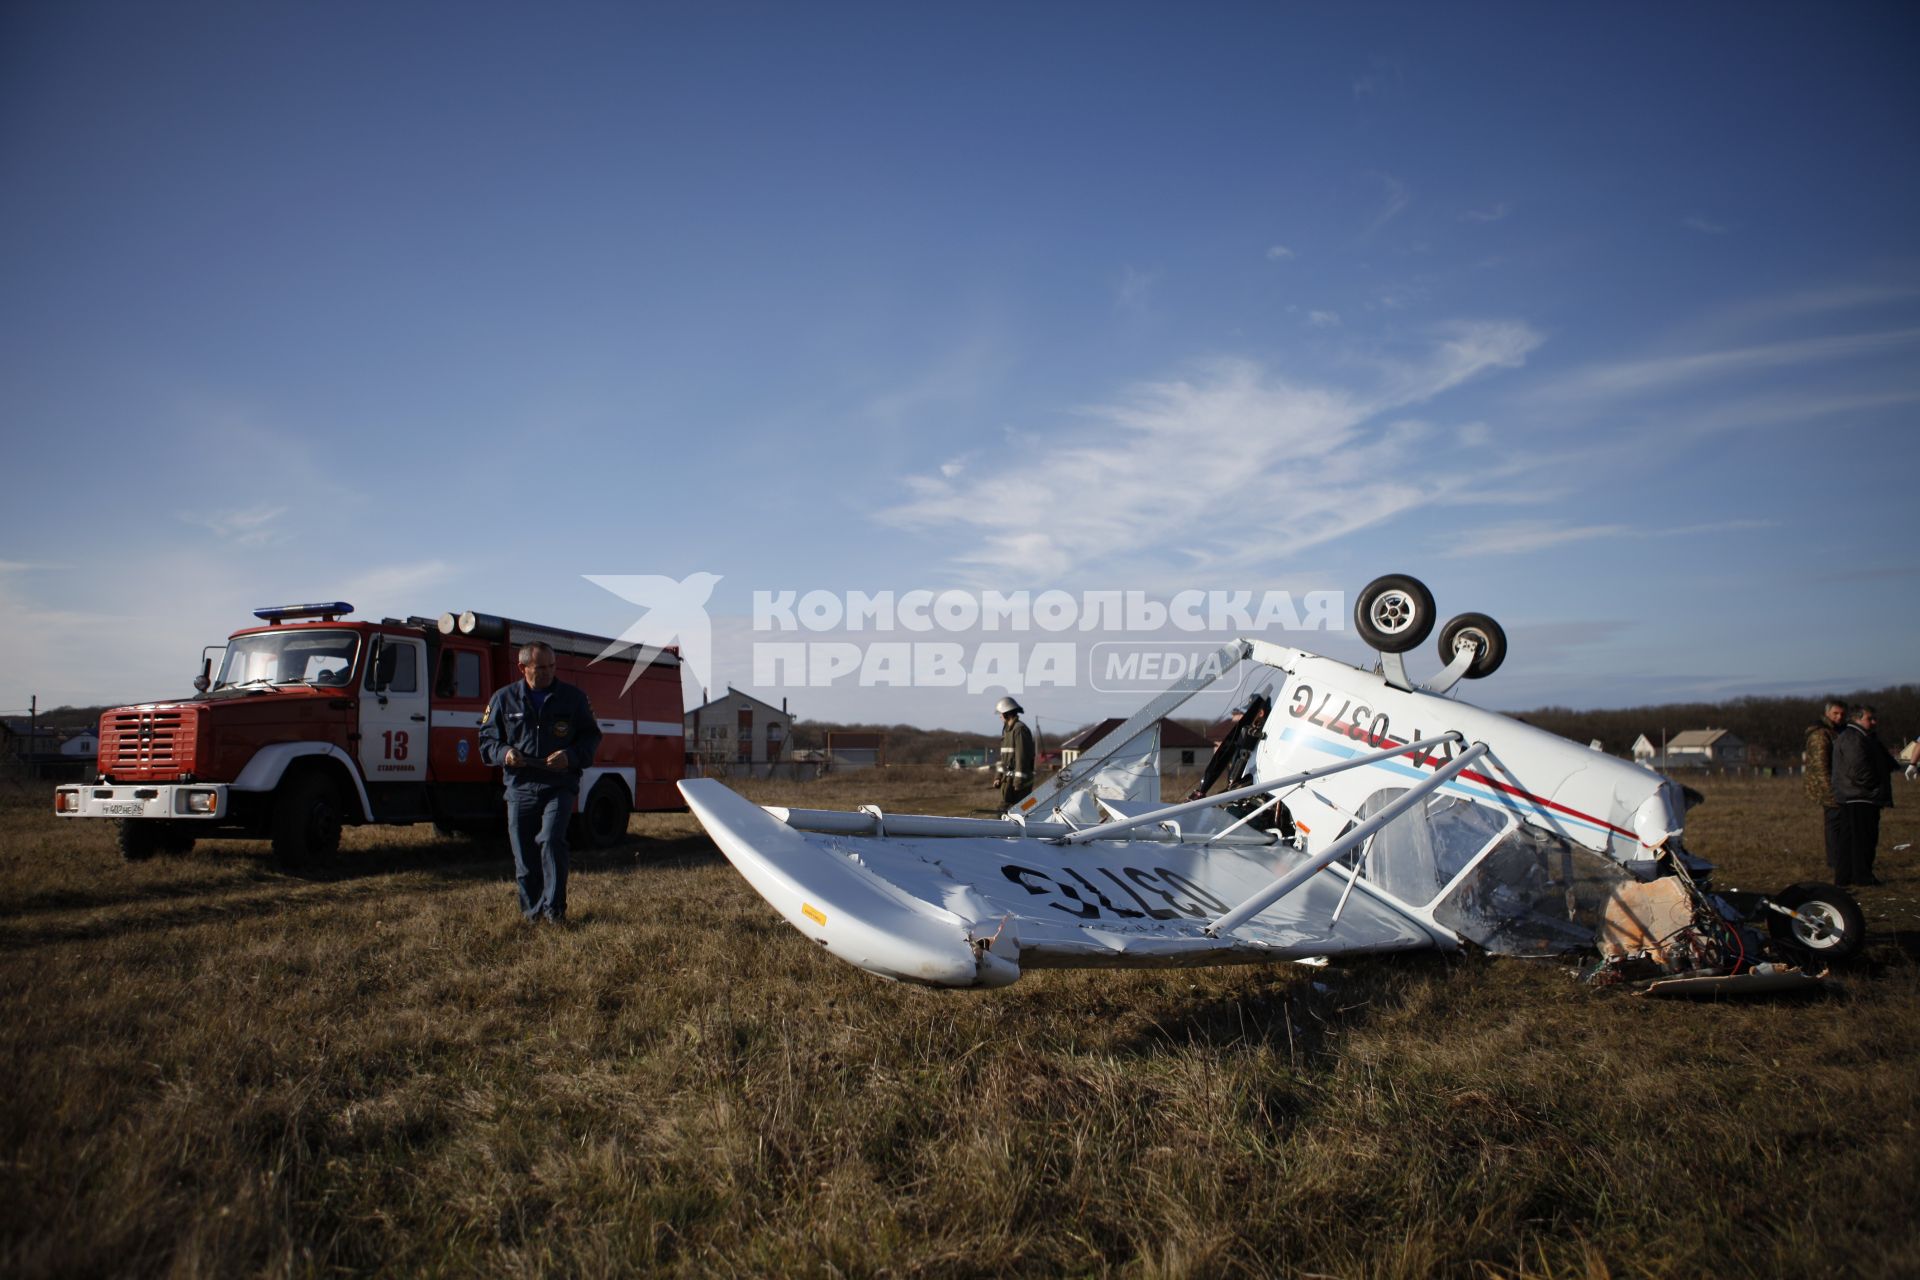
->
[[118, 820, 161, 862], [1353, 574, 1437, 653], [1767, 882, 1866, 963], [272, 771, 344, 866], [157, 823, 197, 856], [1436, 612, 1508, 679], [572, 781, 631, 850]]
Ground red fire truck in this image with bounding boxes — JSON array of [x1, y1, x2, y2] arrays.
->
[[53, 601, 686, 863]]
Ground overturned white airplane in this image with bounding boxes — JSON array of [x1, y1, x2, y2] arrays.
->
[[680, 575, 1863, 993]]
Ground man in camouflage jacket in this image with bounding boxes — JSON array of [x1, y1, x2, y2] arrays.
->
[[1804, 696, 1846, 879]]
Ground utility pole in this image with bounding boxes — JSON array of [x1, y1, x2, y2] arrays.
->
[[28, 695, 36, 782]]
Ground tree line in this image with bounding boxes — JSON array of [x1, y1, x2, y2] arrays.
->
[[1510, 685, 1920, 765], [787, 686, 1920, 770]]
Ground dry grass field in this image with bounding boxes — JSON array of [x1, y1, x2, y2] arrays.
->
[[3, 769, 1918, 1278]]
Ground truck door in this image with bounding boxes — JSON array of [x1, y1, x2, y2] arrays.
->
[[359, 634, 428, 783], [428, 641, 494, 782]]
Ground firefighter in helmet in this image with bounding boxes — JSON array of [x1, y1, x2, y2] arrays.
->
[[993, 695, 1036, 809]]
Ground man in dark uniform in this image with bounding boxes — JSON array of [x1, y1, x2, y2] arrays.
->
[[1189, 693, 1273, 800], [479, 642, 603, 923], [1804, 696, 1846, 880], [993, 696, 1036, 810], [1831, 703, 1899, 887], [1187, 692, 1294, 837]]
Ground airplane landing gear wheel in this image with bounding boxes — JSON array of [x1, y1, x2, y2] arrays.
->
[[1353, 574, 1436, 653], [1437, 612, 1508, 679], [1767, 882, 1865, 963]]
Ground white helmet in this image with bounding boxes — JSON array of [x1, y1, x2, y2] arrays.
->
[[995, 696, 1023, 715]]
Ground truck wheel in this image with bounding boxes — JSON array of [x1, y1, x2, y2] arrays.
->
[[1353, 574, 1437, 653], [1436, 612, 1508, 679], [273, 772, 344, 866], [158, 823, 197, 856], [1767, 882, 1865, 963], [118, 820, 160, 862], [572, 782, 631, 850]]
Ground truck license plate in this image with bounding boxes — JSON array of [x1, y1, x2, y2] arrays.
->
[[102, 802, 144, 815]]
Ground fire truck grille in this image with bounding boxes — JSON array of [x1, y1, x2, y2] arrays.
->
[[102, 708, 197, 779]]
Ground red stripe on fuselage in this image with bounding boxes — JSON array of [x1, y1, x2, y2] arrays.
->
[[1362, 730, 1640, 843]]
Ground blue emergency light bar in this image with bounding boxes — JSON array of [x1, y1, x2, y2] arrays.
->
[[253, 601, 355, 624]]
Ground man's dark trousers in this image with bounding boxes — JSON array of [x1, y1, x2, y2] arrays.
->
[[1824, 806, 1849, 880], [509, 783, 575, 921], [1838, 803, 1879, 886]]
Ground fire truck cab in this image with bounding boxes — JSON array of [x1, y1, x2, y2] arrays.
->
[[53, 602, 686, 863]]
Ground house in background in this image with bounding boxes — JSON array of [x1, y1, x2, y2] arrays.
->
[[2, 719, 91, 780], [2, 720, 60, 761], [825, 731, 887, 771], [684, 687, 795, 778], [1636, 728, 1748, 771], [1664, 728, 1746, 768]]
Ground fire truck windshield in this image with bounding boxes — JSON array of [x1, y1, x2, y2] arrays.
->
[[213, 630, 361, 690]]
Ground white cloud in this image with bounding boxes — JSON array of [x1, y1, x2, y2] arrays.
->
[[1457, 422, 1492, 447], [1116, 265, 1160, 316], [1534, 328, 1920, 404], [1664, 387, 1920, 438], [861, 338, 1005, 425], [337, 560, 457, 606], [1682, 215, 1729, 235], [878, 321, 1544, 582], [177, 504, 287, 546], [1362, 172, 1409, 238], [1266, 244, 1295, 261], [0, 560, 267, 709], [1443, 518, 1774, 559], [1308, 310, 1342, 329], [1385, 320, 1541, 402], [1696, 281, 1920, 337], [938, 456, 969, 480], [1461, 202, 1510, 223]]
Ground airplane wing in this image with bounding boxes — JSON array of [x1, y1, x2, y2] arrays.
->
[[681, 778, 1440, 988]]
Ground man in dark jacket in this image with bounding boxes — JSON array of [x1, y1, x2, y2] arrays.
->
[[1830, 704, 1898, 887], [479, 642, 603, 922], [1804, 696, 1847, 879]]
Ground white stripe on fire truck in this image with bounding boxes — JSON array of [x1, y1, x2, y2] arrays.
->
[[429, 711, 682, 738]]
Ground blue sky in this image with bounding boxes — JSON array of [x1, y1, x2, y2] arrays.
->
[[3, 1, 1917, 730]]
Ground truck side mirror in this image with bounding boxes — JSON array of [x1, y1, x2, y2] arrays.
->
[[374, 643, 398, 691], [195, 644, 225, 694]]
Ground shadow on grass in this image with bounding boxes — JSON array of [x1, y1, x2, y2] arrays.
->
[[0, 831, 726, 950], [1109, 951, 1464, 1062], [275, 828, 725, 885], [1867, 929, 1920, 970]]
